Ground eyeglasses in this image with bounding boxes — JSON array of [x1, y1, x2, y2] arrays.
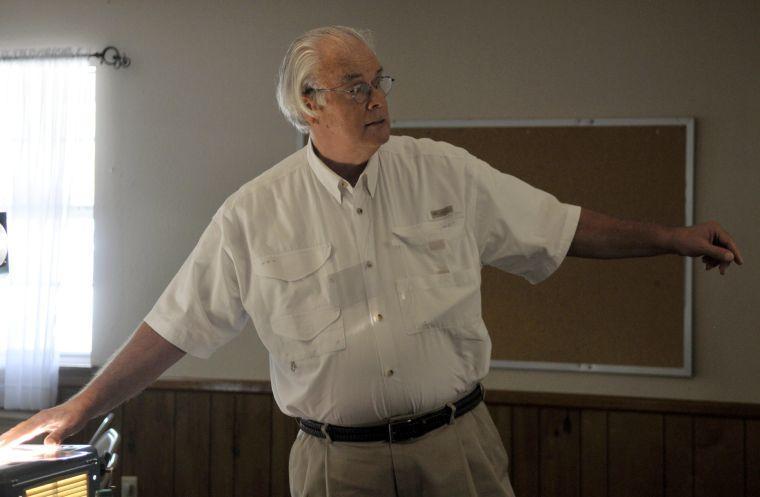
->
[[306, 75, 395, 104]]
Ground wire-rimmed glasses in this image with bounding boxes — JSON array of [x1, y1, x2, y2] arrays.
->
[[306, 75, 395, 104]]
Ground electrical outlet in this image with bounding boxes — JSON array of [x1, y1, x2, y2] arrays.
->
[[121, 476, 138, 497]]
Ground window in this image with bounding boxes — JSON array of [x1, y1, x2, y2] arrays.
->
[[0, 59, 95, 367]]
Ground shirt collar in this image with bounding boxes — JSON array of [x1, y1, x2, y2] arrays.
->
[[306, 136, 379, 204]]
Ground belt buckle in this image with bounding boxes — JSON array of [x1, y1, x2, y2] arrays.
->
[[387, 416, 415, 443]]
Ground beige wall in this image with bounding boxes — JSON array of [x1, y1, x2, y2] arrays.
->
[[1, 0, 758, 403]]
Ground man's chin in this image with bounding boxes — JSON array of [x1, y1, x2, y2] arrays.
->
[[366, 122, 391, 143]]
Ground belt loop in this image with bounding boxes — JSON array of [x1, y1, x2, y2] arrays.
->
[[446, 402, 457, 425], [321, 423, 333, 444], [480, 382, 486, 402]]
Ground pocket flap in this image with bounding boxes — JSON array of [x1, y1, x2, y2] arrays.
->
[[252, 244, 331, 281], [391, 214, 465, 246], [270, 306, 341, 341]]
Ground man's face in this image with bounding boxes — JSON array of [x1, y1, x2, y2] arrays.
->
[[304, 38, 391, 164]]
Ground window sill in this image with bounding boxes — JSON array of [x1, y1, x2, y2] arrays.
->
[[59, 353, 91, 368]]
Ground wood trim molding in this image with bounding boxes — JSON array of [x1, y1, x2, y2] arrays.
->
[[58, 367, 272, 394], [482, 389, 760, 418], [59, 367, 760, 419]]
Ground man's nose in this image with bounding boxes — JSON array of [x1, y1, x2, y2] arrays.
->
[[366, 87, 385, 110]]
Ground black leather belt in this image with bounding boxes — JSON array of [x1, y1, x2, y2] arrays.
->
[[296, 383, 484, 443]]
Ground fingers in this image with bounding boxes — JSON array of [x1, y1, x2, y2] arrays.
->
[[702, 241, 734, 264], [719, 261, 728, 275], [697, 222, 743, 274], [702, 255, 731, 275], [702, 255, 717, 269], [44, 430, 65, 446], [0, 407, 72, 448], [0, 421, 50, 448], [716, 227, 744, 265]]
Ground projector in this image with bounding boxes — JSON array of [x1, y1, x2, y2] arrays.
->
[[0, 445, 101, 497]]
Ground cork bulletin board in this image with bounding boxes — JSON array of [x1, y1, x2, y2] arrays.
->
[[392, 119, 694, 377]]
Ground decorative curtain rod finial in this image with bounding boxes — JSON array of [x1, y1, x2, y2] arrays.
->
[[92, 46, 130, 69]]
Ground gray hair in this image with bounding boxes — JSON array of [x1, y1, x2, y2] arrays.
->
[[276, 26, 375, 134]]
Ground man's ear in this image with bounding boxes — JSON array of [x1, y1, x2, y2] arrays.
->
[[302, 96, 320, 126]]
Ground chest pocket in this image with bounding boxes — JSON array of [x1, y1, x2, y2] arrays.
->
[[252, 244, 345, 360], [252, 244, 332, 314], [269, 306, 344, 361], [390, 214, 484, 339], [390, 213, 469, 277]]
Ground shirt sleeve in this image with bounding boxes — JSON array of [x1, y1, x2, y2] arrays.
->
[[472, 157, 581, 285], [144, 208, 249, 358]]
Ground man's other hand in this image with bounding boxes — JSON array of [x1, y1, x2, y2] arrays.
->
[[671, 221, 744, 275], [0, 400, 90, 448]]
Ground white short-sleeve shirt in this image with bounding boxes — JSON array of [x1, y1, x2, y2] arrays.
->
[[145, 135, 581, 426]]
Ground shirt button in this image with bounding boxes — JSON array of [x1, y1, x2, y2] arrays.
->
[[385, 369, 394, 377], [340, 180, 348, 188], [366, 261, 373, 268], [356, 207, 363, 215], [375, 313, 383, 322]]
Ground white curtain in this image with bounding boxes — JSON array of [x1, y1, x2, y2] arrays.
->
[[0, 57, 94, 409]]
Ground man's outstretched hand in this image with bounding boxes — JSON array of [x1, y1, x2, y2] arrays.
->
[[0, 323, 186, 449], [0, 399, 91, 448], [671, 221, 744, 275]]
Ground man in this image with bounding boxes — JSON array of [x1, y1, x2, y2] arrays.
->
[[0, 26, 743, 497]]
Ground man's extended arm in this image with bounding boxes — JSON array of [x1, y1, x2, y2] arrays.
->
[[567, 207, 744, 274], [0, 321, 185, 447]]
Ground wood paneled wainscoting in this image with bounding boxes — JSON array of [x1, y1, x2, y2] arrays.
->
[[57, 369, 760, 497]]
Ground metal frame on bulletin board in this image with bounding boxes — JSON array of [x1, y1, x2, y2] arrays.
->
[[297, 117, 695, 377]]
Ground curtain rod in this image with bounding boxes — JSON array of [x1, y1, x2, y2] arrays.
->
[[0, 46, 130, 69]]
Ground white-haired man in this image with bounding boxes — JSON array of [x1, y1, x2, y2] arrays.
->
[[0, 26, 743, 497]]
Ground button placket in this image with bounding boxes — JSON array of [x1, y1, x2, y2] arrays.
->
[[350, 186, 397, 383], [351, 189, 369, 258], [362, 204, 382, 327]]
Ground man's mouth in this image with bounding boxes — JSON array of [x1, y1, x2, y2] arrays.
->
[[365, 119, 386, 126]]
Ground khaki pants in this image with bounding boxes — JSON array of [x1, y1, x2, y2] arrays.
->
[[289, 402, 517, 497]]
